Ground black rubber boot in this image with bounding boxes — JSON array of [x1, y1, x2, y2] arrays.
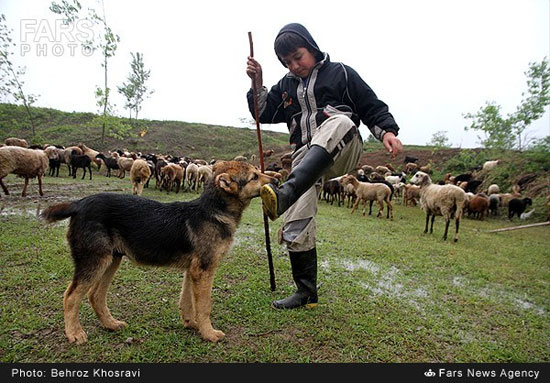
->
[[272, 248, 318, 309], [261, 145, 333, 220]]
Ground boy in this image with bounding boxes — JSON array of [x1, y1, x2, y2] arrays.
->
[[246, 23, 402, 309]]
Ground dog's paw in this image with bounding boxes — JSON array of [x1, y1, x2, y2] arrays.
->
[[201, 329, 225, 343], [105, 320, 127, 331], [66, 328, 88, 344], [184, 319, 198, 330]]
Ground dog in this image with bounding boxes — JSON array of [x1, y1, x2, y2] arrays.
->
[[41, 161, 273, 344]]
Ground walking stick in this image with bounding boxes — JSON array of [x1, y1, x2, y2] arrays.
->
[[248, 31, 276, 291]]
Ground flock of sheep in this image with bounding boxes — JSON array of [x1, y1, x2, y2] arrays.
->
[[1, 137, 548, 242]]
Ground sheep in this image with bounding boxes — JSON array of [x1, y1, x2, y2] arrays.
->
[[116, 157, 134, 179], [154, 158, 168, 188], [409, 171, 466, 242], [375, 165, 391, 175], [467, 193, 489, 220], [404, 155, 418, 164], [488, 194, 500, 216], [262, 149, 275, 158], [322, 178, 343, 206], [0, 146, 48, 197], [160, 163, 184, 193], [361, 164, 374, 174], [385, 172, 406, 186], [60, 146, 83, 176], [508, 197, 532, 220], [44, 145, 62, 177], [70, 150, 92, 180], [130, 159, 152, 196], [185, 162, 199, 192], [369, 171, 385, 181], [487, 184, 500, 195], [403, 184, 421, 207], [482, 160, 500, 172], [339, 174, 393, 219], [78, 143, 102, 170], [419, 164, 431, 173], [4, 137, 28, 148], [499, 192, 522, 207], [197, 164, 213, 191], [95, 153, 120, 177], [234, 155, 247, 162], [405, 162, 419, 174]]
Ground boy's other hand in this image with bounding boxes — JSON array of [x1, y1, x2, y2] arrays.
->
[[382, 132, 403, 159], [246, 56, 263, 89]]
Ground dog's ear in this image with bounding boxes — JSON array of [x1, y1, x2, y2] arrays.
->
[[215, 173, 238, 194]]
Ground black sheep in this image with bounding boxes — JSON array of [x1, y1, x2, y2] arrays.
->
[[96, 153, 119, 177], [70, 150, 92, 180], [508, 197, 532, 220]]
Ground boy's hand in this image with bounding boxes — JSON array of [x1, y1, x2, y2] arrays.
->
[[246, 56, 263, 89], [382, 132, 403, 159]]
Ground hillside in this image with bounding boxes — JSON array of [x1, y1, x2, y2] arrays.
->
[[0, 103, 292, 160], [1, 103, 548, 203]]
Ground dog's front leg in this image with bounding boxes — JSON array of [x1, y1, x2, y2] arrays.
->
[[189, 264, 225, 343], [179, 270, 197, 330]]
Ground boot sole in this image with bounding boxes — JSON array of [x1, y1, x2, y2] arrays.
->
[[260, 185, 279, 220]]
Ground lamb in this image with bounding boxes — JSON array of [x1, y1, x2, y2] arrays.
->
[[70, 150, 92, 180], [488, 194, 500, 216], [339, 174, 393, 219], [405, 162, 419, 174], [4, 137, 28, 148], [60, 146, 83, 176], [508, 197, 532, 220], [0, 146, 48, 197], [499, 192, 522, 207], [361, 164, 374, 174], [409, 171, 466, 242], [130, 159, 152, 196], [419, 164, 431, 174], [375, 165, 391, 175], [403, 184, 421, 207], [322, 178, 343, 206], [44, 145, 62, 177]]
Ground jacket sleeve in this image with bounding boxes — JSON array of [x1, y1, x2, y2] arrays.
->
[[246, 81, 286, 124], [344, 65, 399, 140]]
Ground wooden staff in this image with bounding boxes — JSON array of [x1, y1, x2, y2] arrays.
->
[[248, 31, 276, 291]]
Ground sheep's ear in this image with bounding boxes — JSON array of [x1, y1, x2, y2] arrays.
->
[[215, 173, 238, 195]]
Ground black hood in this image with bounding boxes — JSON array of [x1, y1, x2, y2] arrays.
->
[[275, 23, 325, 66]]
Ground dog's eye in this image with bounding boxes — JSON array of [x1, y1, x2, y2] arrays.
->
[[252, 173, 259, 181]]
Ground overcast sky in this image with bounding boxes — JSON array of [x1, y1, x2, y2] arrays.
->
[[2, 0, 549, 148]]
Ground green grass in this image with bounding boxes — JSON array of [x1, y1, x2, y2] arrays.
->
[[0, 173, 549, 362]]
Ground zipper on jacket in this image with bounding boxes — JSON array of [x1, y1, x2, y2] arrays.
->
[[302, 76, 313, 148]]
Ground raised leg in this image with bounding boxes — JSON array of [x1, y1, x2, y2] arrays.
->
[[88, 256, 127, 331]]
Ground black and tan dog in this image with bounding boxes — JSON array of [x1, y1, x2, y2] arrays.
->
[[41, 161, 273, 344]]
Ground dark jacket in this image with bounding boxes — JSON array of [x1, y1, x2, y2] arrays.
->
[[247, 23, 400, 151]]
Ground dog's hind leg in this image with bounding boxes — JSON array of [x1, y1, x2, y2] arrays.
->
[[189, 260, 225, 342], [179, 270, 197, 330], [64, 255, 112, 344], [88, 255, 127, 331]]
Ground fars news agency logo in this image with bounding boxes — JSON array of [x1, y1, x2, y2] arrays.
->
[[19, 18, 95, 57], [425, 369, 436, 378]]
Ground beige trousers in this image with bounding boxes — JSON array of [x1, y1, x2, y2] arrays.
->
[[279, 115, 363, 252]]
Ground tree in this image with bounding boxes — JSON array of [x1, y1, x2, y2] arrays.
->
[[464, 58, 550, 151], [50, 0, 120, 143], [117, 52, 153, 119], [0, 14, 39, 137], [428, 130, 451, 148]]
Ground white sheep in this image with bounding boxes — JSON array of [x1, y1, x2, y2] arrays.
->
[[0, 146, 48, 197], [185, 162, 199, 192], [482, 160, 500, 172], [339, 174, 393, 219], [410, 171, 467, 242], [130, 159, 152, 196], [487, 184, 500, 195], [197, 164, 213, 190], [4, 137, 28, 148], [116, 157, 134, 179]]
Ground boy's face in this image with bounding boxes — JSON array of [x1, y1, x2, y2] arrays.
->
[[280, 47, 317, 79]]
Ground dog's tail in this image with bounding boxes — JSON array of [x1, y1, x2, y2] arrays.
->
[[40, 202, 78, 223]]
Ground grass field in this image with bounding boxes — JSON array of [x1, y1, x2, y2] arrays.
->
[[0, 172, 548, 362]]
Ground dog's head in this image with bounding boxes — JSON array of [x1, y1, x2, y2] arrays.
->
[[212, 161, 274, 201]]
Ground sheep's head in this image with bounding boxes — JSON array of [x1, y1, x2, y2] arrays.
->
[[410, 171, 431, 186]]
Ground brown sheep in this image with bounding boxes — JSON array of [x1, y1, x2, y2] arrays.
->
[[403, 184, 421, 206], [467, 193, 490, 220], [78, 143, 102, 170], [4, 137, 28, 148], [130, 159, 152, 196], [340, 174, 393, 219], [116, 157, 134, 179], [0, 146, 48, 197], [160, 163, 184, 193]]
